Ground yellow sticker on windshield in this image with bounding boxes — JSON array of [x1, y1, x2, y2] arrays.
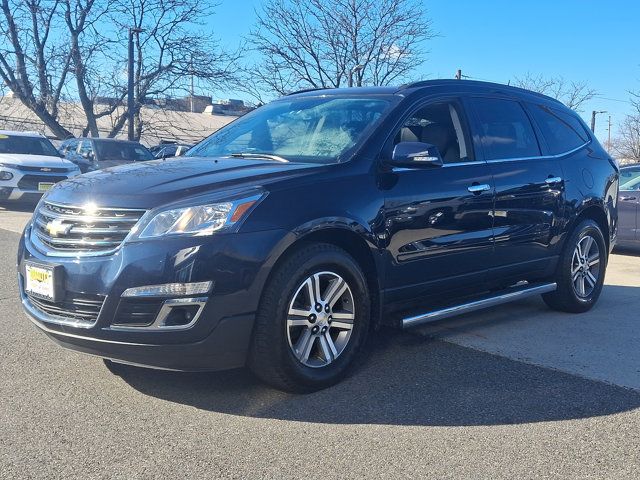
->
[[0, 134, 8, 139]]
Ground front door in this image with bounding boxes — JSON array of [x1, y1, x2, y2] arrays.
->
[[380, 99, 495, 304], [465, 96, 565, 275]]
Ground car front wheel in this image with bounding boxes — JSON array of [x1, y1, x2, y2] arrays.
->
[[248, 243, 370, 393]]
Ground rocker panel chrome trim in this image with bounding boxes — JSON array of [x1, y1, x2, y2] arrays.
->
[[402, 282, 557, 328]]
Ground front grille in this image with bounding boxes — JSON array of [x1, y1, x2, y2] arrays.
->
[[17, 165, 71, 173], [17, 175, 68, 190], [31, 201, 146, 256], [27, 291, 105, 326]]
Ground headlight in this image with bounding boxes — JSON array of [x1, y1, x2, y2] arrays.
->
[[137, 192, 264, 239]]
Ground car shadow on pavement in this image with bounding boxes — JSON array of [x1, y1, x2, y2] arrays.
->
[[115, 328, 640, 427]]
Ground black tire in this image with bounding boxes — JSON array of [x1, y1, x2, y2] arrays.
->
[[248, 243, 371, 393], [542, 219, 607, 313]]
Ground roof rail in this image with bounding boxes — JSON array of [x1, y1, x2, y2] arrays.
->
[[398, 80, 439, 90], [398, 79, 564, 104], [285, 87, 329, 96]]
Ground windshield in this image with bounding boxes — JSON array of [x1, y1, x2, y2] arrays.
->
[[187, 97, 392, 164], [0, 134, 59, 157], [94, 141, 154, 162]]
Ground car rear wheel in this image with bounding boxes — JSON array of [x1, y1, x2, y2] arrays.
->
[[542, 219, 607, 313], [248, 243, 370, 393]]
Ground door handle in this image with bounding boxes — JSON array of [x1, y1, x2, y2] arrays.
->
[[467, 183, 491, 194], [620, 196, 637, 201], [545, 176, 563, 185]]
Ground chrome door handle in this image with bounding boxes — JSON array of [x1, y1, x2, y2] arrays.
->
[[620, 196, 637, 201], [467, 183, 491, 194], [545, 176, 563, 185]]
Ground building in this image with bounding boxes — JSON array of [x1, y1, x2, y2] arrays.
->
[[0, 96, 239, 146]]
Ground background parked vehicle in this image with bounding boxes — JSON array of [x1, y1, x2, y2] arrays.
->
[[620, 165, 640, 187], [150, 143, 194, 159], [617, 175, 640, 249], [59, 138, 154, 172], [0, 130, 80, 202]]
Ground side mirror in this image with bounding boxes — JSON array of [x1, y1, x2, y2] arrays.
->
[[388, 142, 443, 168]]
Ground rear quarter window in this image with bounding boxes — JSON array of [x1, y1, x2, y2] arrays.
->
[[526, 104, 590, 154]]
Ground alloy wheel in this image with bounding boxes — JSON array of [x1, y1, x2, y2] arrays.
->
[[571, 234, 601, 298], [286, 271, 355, 368]]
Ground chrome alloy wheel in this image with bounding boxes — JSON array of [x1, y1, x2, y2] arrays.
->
[[571, 235, 601, 298], [286, 271, 355, 368]]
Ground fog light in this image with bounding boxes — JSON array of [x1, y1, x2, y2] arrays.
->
[[122, 281, 212, 298], [0, 171, 13, 181], [163, 305, 201, 326]]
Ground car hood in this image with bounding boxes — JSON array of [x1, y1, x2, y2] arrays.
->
[[0, 153, 76, 168], [45, 156, 325, 208]]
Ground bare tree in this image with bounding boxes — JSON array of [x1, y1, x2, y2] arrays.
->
[[612, 93, 640, 161], [96, 0, 239, 139], [513, 73, 597, 112], [0, 0, 74, 138], [1, 0, 238, 140], [247, 0, 435, 96]]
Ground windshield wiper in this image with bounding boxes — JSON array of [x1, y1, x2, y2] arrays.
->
[[230, 152, 289, 163]]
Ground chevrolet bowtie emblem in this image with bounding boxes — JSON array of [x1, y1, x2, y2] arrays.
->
[[40, 167, 52, 172], [46, 218, 73, 237]]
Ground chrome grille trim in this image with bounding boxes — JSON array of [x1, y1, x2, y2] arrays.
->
[[30, 200, 146, 257]]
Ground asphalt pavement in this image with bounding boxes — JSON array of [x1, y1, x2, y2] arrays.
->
[[1, 207, 640, 479]]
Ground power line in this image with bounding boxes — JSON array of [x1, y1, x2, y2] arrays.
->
[[594, 95, 634, 105]]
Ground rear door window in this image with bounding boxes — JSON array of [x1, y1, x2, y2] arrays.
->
[[468, 97, 541, 160], [526, 104, 590, 154]]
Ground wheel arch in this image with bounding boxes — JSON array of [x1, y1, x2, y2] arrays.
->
[[570, 202, 611, 251], [261, 221, 384, 329]]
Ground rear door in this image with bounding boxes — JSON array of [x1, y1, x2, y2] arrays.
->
[[380, 98, 496, 303], [465, 96, 565, 276], [618, 180, 639, 242]]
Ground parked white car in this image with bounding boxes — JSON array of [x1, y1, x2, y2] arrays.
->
[[0, 131, 81, 202]]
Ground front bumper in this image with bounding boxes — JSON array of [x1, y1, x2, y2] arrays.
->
[[18, 226, 289, 371], [0, 168, 79, 200]]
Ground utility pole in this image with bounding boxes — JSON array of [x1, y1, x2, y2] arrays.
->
[[591, 110, 606, 133], [455, 69, 462, 80], [189, 55, 194, 113], [607, 115, 612, 152], [127, 27, 144, 141]]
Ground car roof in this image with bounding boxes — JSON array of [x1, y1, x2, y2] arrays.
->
[[74, 137, 145, 146], [0, 130, 47, 138], [285, 79, 564, 107]]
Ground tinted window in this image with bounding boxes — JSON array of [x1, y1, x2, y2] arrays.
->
[[78, 139, 93, 155], [393, 101, 474, 163], [187, 97, 392, 164], [527, 104, 589, 154], [0, 134, 59, 156], [469, 98, 540, 160], [94, 141, 154, 162]]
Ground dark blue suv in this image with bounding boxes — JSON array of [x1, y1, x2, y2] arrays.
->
[[17, 80, 619, 392]]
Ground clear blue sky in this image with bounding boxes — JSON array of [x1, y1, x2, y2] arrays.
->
[[210, 0, 640, 142]]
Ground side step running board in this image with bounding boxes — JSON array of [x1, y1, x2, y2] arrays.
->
[[402, 282, 557, 329]]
